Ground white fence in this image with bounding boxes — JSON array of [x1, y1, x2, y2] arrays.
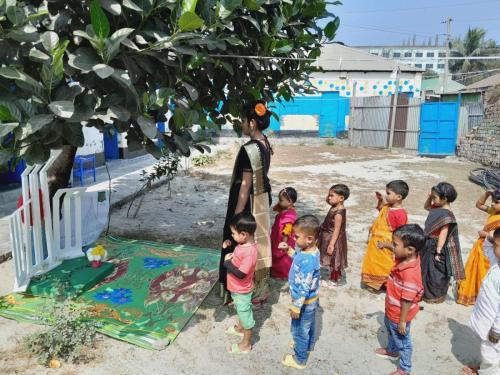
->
[[8, 151, 109, 291]]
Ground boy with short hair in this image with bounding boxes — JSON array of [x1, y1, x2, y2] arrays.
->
[[362, 180, 410, 291], [375, 224, 425, 375], [464, 228, 500, 375], [222, 212, 258, 354], [282, 215, 321, 370]]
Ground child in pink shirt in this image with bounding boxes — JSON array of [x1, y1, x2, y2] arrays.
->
[[222, 212, 258, 354]]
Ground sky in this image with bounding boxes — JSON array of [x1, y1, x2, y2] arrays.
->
[[323, 0, 500, 47]]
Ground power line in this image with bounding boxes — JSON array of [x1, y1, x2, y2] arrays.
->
[[342, 0, 498, 14], [342, 24, 433, 38]]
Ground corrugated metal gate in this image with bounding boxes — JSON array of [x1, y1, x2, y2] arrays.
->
[[350, 96, 421, 150]]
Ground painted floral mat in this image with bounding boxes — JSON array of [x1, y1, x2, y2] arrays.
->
[[0, 236, 220, 350]]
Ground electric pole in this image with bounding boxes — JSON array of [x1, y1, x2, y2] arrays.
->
[[442, 18, 453, 93]]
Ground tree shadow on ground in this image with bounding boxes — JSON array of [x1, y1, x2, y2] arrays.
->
[[366, 310, 387, 348], [448, 318, 481, 367]]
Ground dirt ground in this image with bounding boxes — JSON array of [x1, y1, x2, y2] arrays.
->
[[0, 138, 489, 375]]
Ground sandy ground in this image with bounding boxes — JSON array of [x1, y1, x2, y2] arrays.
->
[[0, 139, 488, 375]]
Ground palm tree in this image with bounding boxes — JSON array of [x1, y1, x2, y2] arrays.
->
[[450, 28, 500, 85]]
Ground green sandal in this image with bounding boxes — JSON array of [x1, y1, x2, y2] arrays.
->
[[225, 325, 244, 337], [227, 343, 251, 355]]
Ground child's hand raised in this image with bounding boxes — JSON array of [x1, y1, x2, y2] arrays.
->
[[222, 240, 232, 249], [375, 191, 383, 201], [224, 253, 233, 261]]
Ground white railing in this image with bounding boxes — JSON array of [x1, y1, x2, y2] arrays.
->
[[8, 151, 97, 292]]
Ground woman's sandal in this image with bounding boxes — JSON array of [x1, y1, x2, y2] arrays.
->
[[225, 325, 244, 338], [227, 343, 251, 355]]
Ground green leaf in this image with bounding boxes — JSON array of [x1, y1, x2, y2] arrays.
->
[[68, 48, 100, 73], [108, 105, 130, 121], [25, 115, 54, 135], [324, 17, 340, 40], [6, 25, 40, 43], [6, 6, 25, 26], [178, 11, 204, 31], [29, 47, 50, 62], [93, 64, 114, 78], [100, 0, 122, 15], [122, 0, 143, 12], [224, 36, 245, 46], [0, 101, 22, 121], [274, 40, 293, 54], [182, 0, 198, 13], [145, 142, 162, 159], [62, 123, 85, 147], [90, 0, 110, 39], [173, 134, 190, 156], [219, 0, 242, 18], [23, 144, 50, 165], [0, 105, 12, 121], [54, 85, 85, 101], [105, 28, 134, 61], [111, 69, 140, 107], [0, 123, 18, 138], [49, 101, 75, 118], [41, 31, 59, 52], [239, 15, 260, 31], [182, 81, 199, 101], [137, 115, 157, 139], [243, 0, 263, 11]]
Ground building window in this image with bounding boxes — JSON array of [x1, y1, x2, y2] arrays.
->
[[437, 64, 445, 69], [416, 52, 423, 57], [382, 52, 390, 58], [426, 63, 434, 69], [371, 52, 379, 56], [404, 52, 412, 57], [393, 52, 401, 57], [427, 52, 435, 57], [415, 63, 422, 68], [438, 52, 446, 57]]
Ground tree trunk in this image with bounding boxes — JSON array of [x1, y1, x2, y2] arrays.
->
[[47, 145, 77, 199]]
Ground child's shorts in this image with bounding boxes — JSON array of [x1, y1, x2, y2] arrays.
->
[[231, 292, 255, 330]]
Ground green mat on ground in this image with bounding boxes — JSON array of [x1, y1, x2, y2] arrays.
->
[[0, 236, 220, 350], [27, 257, 115, 298]]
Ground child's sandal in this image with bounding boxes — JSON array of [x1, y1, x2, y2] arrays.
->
[[225, 325, 244, 337], [227, 343, 250, 355]]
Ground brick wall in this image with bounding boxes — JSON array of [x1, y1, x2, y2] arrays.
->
[[457, 90, 500, 168]]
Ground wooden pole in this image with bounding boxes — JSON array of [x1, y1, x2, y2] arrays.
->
[[388, 67, 400, 150]]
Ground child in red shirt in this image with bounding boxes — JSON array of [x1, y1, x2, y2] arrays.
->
[[222, 212, 258, 354], [375, 224, 425, 375]]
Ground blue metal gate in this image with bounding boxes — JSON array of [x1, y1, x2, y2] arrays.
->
[[419, 101, 459, 156], [270, 92, 350, 137]]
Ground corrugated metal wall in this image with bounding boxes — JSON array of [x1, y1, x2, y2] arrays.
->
[[457, 102, 485, 139], [350, 96, 421, 150]]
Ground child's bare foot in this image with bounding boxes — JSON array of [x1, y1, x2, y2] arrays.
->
[[463, 366, 479, 375]]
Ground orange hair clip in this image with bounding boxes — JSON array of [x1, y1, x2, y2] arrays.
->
[[254, 103, 267, 117]]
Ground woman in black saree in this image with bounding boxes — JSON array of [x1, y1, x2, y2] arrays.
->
[[421, 182, 465, 303], [220, 100, 273, 305]]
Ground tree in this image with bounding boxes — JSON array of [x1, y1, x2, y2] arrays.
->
[[450, 27, 500, 85], [0, 0, 340, 194]]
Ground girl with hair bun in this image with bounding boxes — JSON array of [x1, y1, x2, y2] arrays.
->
[[219, 100, 273, 306]]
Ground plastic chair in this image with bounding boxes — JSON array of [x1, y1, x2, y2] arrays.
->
[[73, 155, 96, 186]]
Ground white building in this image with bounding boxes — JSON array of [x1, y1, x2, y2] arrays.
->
[[355, 45, 448, 74], [309, 43, 424, 98]]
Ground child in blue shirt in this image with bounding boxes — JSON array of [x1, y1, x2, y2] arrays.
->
[[282, 215, 321, 370]]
